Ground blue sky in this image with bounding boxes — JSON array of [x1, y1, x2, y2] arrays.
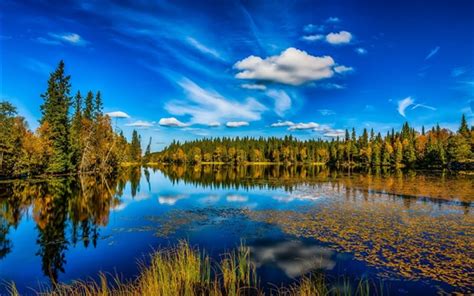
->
[[1, 0, 473, 150]]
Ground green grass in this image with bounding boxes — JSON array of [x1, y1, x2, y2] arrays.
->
[[5, 241, 382, 296]]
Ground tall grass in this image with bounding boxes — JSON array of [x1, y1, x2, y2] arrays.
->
[[5, 241, 381, 296]]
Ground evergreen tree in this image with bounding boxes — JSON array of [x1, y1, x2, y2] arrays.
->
[[83, 91, 94, 121], [458, 114, 469, 137], [94, 91, 103, 120], [39, 60, 72, 173], [70, 91, 83, 169], [130, 130, 142, 162]]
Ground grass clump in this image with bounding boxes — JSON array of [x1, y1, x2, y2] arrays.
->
[[5, 241, 380, 296]]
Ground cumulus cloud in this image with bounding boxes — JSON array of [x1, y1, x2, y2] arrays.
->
[[241, 83, 267, 90], [271, 121, 295, 127], [288, 122, 320, 130], [165, 78, 266, 125], [226, 121, 249, 128], [397, 97, 436, 117], [159, 117, 190, 127], [425, 46, 440, 60], [326, 31, 352, 45], [125, 120, 154, 128], [106, 111, 130, 118], [234, 47, 348, 86], [186, 37, 222, 60], [355, 48, 367, 55], [48, 32, 87, 46], [266, 89, 292, 117], [301, 34, 324, 42]]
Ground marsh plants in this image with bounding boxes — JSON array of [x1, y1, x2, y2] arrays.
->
[[5, 241, 381, 296]]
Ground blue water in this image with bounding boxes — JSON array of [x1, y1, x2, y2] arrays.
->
[[0, 167, 472, 295]]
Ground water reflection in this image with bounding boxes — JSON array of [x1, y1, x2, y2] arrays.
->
[[249, 239, 336, 278], [0, 169, 139, 285], [0, 165, 472, 293]]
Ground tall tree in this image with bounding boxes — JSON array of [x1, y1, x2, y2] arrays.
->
[[458, 114, 469, 137], [39, 60, 72, 173], [70, 91, 83, 170]]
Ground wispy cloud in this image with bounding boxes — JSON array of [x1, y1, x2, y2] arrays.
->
[[397, 97, 436, 117], [451, 66, 468, 77], [326, 17, 340, 23], [241, 83, 266, 90], [266, 89, 292, 117], [186, 37, 223, 60], [234, 47, 350, 86], [301, 34, 324, 42], [226, 121, 249, 128], [271, 121, 294, 127], [22, 58, 51, 75], [355, 47, 367, 55], [318, 109, 336, 116], [125, 120, 154, 128], [303, 24, 324, 33], [165, 78, 266, 125], [425, 46, 440, 60]]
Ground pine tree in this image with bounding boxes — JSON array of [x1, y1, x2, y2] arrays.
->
[[458, 114, 469, 137], [39, 60, 72, 173], [70, 91, 83, 169], [94, 91, 103, 120], [83, 91, 94, 121], [144, 137, 152, 163], [130, 130, 142, 162]]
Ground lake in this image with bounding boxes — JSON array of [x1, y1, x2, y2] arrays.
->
[[0, 165, 473, 295]]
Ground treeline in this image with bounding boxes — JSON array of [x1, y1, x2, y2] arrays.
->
[[0, 61, 140, 178], [151, 117, 473, 168]]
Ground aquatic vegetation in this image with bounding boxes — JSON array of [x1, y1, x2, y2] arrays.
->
[[246, 187, 474, 292], [4, 241, 378, 296]]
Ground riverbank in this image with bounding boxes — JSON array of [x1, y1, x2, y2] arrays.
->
[[5, 241, 377, 296]]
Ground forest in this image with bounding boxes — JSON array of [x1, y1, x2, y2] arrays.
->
[[152, 117, 473, 168], [0, 61, 142, 178]]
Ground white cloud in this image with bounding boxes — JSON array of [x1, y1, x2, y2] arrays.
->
[[326, 31, 352, 45], [106, 111, 130, 118], [397, 97, 436, 117], [241, 83, 267, 90], [288, 122, 319, 130], [125, 120, 154, 128], [266, 89, 292, 117], [355, 48, 367, 55], [226, 121, 249, 128], [158, 195, 188, 206], [271, 121, 295, 127], [425, 46, 440, 60], [48, 32, 87, 46], [303, 24, 324, 33], [324, 129, 345, 137], [334, 65, 354, 74], [302, 34, 324, 42], [397, 97, 414, 117], [158, 117, 190, 127], [326, 17, 340, 23], [165, 78, 266, 124], [186, 37, 222, 60], [207, 121, 221, 127], [226, 194, 248, 202], [234, 47, 343, 86]]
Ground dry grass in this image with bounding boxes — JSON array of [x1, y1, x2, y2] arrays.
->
[[5, 241, 376, 296]]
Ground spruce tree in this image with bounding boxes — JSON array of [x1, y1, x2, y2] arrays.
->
[[94, 91, 103, 120], [39, 60, 72, 173], [70, 91, 83, 169], [458, 114, 469, 137], [83, 91, 94, 121]]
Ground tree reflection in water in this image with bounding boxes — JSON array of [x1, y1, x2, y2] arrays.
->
[[0, 167, 140, 285]]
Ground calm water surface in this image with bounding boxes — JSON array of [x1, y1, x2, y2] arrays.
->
[[0, 165, 473, 295]]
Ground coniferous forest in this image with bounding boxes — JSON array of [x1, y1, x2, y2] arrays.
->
[[152, 117, 473, 169], [0, 61, 142, 178]]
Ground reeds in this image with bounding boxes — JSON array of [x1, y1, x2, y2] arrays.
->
[[4, 241, 380, 296]]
